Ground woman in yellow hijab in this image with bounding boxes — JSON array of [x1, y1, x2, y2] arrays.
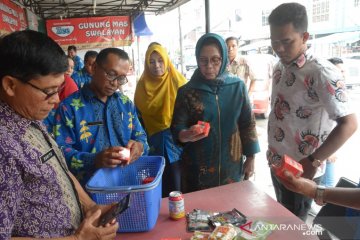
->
[[135, 43, 187, 197]]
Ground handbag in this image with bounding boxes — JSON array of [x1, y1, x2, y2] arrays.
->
[[313, 177, 359, 239]]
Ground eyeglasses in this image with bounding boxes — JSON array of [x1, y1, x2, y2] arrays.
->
[[98, 65, 128, 85], [25, 81, 65, 100], [199, 56, 222, 67]]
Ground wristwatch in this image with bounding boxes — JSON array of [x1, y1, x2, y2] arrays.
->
[[307, 154, 323, 168], [315, 185, 327, 206]]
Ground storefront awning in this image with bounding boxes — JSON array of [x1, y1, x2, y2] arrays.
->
[[133, 12, 153, 36], [312, 31, 360, 44]]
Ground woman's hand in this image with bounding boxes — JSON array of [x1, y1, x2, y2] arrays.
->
[[178, 124, 208, 143], [243, 155, 255, 180]]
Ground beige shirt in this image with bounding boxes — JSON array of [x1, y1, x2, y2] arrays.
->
[[227, 57, 255, 88]]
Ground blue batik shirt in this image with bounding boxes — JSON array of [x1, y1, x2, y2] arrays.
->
[[73, 55, 84, 72], [54, 85, 149, 186], [72, 68, 92, 89]]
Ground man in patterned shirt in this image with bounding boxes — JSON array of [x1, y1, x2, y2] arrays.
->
[[266, 2, 357, 221], [0, 30, 118, 239], [68, 45, 84, 73], [54, 48, 149, 187], [72, 50, 98, 89]]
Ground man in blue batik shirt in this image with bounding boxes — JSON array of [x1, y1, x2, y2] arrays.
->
[[55, 47, 149, 186], [67, 45, 84, 73], [72, 50, 98, 89]]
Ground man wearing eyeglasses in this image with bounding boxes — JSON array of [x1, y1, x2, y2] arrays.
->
[[54, 48, 149, 187], [0, 30, 118, 239]]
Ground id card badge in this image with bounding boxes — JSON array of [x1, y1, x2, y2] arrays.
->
[[40, 148, 56, 163]]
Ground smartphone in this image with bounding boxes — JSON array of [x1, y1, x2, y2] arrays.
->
[[98, 193, 131, 227]]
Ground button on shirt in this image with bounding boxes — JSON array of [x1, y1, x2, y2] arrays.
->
[[0, 101, 82, 238], [54, 85, 149, 186], [267, 50, 352, 177]]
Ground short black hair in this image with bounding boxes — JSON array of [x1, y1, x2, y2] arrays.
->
[[96, 48, 129, 66], [84, 50, 98, 63], [225, 36, 239, 45], [268, 2, 308, 33], [67, 45, 77, 52], [328, 57, 343, 65], [0, 30, 68, 83]]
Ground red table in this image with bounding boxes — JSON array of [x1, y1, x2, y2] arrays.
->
[[118, 181, 319, 239]]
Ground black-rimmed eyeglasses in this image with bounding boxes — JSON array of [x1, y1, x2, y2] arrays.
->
[[199, 56, 222, 67], [25, 81, 65, 100], [98, 65, 128, 85]]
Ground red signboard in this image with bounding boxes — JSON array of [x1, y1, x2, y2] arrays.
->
[[46, 16, 132, 50], [0, 0, 27, 35]]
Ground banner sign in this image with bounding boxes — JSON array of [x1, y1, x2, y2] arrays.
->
[[46, 16, 132, 50], [0, 0, 27, 36]]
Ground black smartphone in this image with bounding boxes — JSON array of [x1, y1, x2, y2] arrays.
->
[[98, 193, 131, 227]]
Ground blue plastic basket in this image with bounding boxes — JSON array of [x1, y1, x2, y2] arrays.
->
[[86, 156, 165, 232]]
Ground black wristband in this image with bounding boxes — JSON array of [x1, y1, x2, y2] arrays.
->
[[308, 154, 315, 162]]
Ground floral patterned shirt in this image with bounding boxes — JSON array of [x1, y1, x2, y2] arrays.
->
[[54, 85, 149, 186], [0, 101, 82, 238], [267, 50, 352, 177]]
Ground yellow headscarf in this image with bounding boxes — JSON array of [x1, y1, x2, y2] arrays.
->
[[135, 44, 187, 137]]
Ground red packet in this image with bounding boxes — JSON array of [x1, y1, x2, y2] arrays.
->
[[197, 121, 210, 136], [275, 154, 303, 179], [142, 177, 155, 184]]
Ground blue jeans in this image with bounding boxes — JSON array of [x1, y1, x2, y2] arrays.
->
[[320, 161, 336, 187]]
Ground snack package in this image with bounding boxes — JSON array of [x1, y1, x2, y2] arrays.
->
[[274, 154, 303, 179], [209, 208, 247, 227], [190, 231, 211, 240], [208, 225, 239, 240], [142, 177, 155, 184], [197, 121, 210, 136], [235, 220, 274, 240], [187, 209, 217, 232]]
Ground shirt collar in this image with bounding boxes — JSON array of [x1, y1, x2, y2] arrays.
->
[[0, 100, 43, 135], [81, 84, 119, 102], [289, 49, 312, 68]]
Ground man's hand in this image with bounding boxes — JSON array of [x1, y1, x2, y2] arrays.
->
[[178, 124, 207, 143], [74, 209, 118, 240], [279, 170, 317, 199], [127, 140, 143, 163], [84, 204, 117, 228], [94, 147, 123, 168]]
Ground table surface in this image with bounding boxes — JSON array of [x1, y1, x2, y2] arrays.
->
[[117, 181, 319, 240]]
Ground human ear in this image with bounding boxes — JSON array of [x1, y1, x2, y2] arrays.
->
[[302, 32, 310, 43], [1, 76, 17, 97]]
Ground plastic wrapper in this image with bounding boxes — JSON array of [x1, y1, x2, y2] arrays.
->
[[208, 224, 239, 240], [190, 231, 212, 240], [187, 209, 217, 232], [209, 208, 247, 227], [235, 220, 274, 240]]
